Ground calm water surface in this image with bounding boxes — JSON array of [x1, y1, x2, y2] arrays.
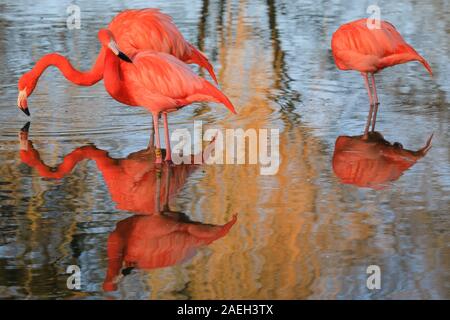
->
[[0, 0, 449, 299]]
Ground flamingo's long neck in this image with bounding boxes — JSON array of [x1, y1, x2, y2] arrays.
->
[[103, 49, 136, 105], [26, 49, 105, 94]]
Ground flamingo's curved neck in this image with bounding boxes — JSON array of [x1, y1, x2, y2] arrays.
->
[[27, 48, 105, 92]]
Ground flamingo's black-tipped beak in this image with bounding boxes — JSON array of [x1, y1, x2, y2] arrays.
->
[[118, 51, 132, 63], [108, 40, 132, 63], [19, 121, 30, 151], [21, 108, 30, 116], [17, 89, 30, 116], [21, 122, 31, 133]]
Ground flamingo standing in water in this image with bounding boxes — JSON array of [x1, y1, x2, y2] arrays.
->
[[331, 19, 432, 137], [17, 8, 218, 116], [97, 29, 235, 163]]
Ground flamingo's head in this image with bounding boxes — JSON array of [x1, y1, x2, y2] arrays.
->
[[17, 73, 34, 116], [98, 29, 133, 63]]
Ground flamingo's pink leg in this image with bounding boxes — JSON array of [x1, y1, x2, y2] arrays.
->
[[370, 73, 380, 132], [152, 112, 162, 164], [362, 73, 374, 139], [162, 113, 172, 162]]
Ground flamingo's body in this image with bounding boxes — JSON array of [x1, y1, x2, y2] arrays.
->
[[98, 29, 236, 162], [17, 9, 217, 112], [332, 132, 432, 189], [108, 9, 216, 82], [103, 49, 234, 112], [331, 19, 432, 136], [332, 19, 432, 74]]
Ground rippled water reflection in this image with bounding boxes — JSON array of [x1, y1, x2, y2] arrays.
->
[[0, 0, 449, 299]]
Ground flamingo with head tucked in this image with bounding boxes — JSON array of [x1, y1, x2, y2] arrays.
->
[[17, 8, 218, 116], [331, 19, 432, 137]]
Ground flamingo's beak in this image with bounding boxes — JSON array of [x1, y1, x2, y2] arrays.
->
[[21, 121, 31, 133], [108, 40, 132, 63], [19, 122, 31, 151], [17, 89, 30, 116], [118, 52, 133, 63]]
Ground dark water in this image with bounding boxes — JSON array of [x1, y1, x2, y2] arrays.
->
[[0, 0, 449, 299]]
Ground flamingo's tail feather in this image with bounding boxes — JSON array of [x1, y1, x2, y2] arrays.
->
[[189, 45, 219, 85], [202, 81, 237, 114], [378, 50, 433, 77]]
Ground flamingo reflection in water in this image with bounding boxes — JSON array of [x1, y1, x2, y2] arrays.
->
[[18, 123, 237, 291], [19, 123, 204, 214], [332, 131, 433, 189], [103, 202, 236, 291]]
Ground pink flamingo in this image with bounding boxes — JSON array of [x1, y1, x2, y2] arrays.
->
[[17, 8, 218, 115], [332, 19, 432, 137], [97, 29, 235, 163]]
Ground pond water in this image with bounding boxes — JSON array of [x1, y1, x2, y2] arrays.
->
[[0, 0, 449, 299]]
